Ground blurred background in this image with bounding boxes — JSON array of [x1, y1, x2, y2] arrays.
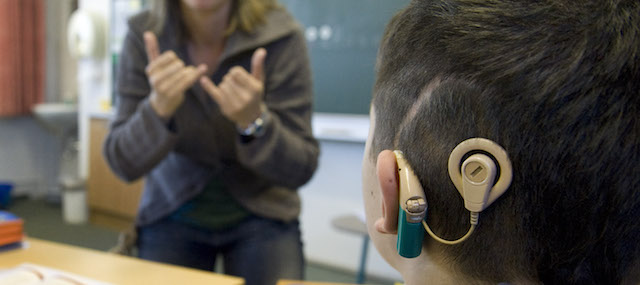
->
[[0, 0, 409, 283]]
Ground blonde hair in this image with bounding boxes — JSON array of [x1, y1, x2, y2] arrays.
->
[[148, 0, 279, 37]]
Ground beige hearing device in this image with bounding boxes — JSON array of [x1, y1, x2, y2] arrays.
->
[[394, 150, 427, 258], [448, 138, 513, 212], [395, 138, 513, 257]]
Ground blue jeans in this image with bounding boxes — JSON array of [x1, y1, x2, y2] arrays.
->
[[137, 215, 304, 285]]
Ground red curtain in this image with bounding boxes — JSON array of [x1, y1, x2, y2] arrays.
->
[[0, 0, 45, 117]]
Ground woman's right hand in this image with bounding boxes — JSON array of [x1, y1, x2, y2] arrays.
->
[[144, 31, 207, 119]]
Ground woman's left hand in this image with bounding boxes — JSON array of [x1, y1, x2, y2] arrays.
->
[[201, 48, 267, 129]]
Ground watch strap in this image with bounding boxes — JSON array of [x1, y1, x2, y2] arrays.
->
[[237, 110, 268, 137]]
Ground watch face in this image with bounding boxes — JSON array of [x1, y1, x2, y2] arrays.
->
[[241, 124, 257, 136], [238, 115, 265, 136]]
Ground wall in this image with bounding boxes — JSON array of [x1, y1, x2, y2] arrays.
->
[[76, 0, 112, 180], [0, 0, 77, 199], [0, 117, 60, 198], [45, 0, 77, 103], [300, 140, 403, 281]]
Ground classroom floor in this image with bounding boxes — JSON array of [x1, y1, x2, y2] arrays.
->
[[6, 196, 395, 285]]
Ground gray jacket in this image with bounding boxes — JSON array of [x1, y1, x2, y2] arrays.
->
[[104, 8, 319, 226]]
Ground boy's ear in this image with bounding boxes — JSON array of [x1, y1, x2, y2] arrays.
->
[[375, 150, 400, 234]]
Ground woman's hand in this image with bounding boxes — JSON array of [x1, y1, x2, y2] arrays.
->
[[144, 31, 207, 119], [200, 48, 267, 129]]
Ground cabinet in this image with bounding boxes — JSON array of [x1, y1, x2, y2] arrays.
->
[[87, 117, 143, 231]]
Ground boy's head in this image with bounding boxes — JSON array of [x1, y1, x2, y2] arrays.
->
[[362, 0, 640, 284]]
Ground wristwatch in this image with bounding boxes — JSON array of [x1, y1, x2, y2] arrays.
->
[[237, 110, 268, 137]]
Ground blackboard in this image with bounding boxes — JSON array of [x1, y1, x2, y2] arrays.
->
[[280, 0, 410, 115]]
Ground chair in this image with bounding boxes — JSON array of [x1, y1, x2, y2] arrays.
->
[[331, 214, 370, 284]]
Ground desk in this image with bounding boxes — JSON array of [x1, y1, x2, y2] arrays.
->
[[278, 280, 356, 285], [0, 238, 244, 285]]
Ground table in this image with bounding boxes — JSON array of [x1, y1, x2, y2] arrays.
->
[[277, 280, 357, 285], [0, 238, 244, 285]]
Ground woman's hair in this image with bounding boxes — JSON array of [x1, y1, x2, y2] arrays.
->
[[148, 0, 280, 36]]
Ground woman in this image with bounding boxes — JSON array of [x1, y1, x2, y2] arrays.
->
[[103, 0, 319, 284]]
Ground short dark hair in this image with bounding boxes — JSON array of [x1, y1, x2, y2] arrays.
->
[[370, 0, 640, 283]]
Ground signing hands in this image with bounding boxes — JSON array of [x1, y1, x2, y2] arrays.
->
[[200, 48, 267, 129], [144, 31, 267, 128], [144, 32, 207, 119]]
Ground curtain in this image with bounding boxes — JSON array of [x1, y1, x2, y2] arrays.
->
[[0, 0, 45, 117]]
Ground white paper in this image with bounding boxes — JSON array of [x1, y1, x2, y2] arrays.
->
[[0, 263, 112, 285]]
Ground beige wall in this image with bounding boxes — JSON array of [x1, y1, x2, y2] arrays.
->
[[45, 0, 77, 103]]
